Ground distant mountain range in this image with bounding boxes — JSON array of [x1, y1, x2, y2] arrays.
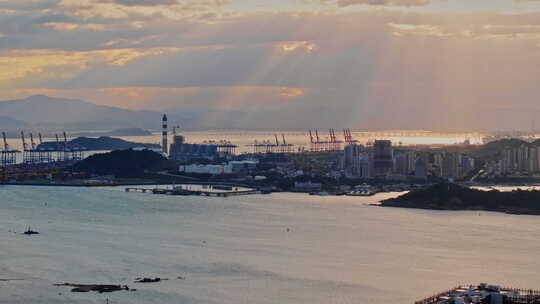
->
[[0, 95, 162, 131], [0, 116, 28, 129], [0, 94, 308, 132]]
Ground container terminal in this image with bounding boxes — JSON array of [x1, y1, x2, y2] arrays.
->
[[415, 283, 540, 304]]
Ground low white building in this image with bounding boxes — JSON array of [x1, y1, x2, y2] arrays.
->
[[179, 164, 229, 175], [179, 160, 259, 175]]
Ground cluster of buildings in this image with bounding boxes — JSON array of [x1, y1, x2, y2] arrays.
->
[[342, 140, 475, 181], [162, 115, 237, 163], [159, 116, 480, 182], [490, 144, 540, 175]]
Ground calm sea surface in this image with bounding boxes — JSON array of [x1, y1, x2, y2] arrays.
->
[[1, 186, 538, 303]]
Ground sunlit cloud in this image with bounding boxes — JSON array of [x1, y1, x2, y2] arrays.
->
[[388, 23, 451, 37], [276, 41, 318, 53], [0, 48, 178, 87], [2, 1, 540, 130], [57, 0, 229, 20], [44, 22, 107, 31], [96, 0, 180, 6], [321, 0, 430, 7], [280, 87, 305, 97]]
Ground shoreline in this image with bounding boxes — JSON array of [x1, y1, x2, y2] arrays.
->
[[379, 183, 540, 216], [379, 200, 540, 216], [0, 181, 253, 188]]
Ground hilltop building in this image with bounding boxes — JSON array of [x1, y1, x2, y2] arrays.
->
[[342, 144, 372, 178], [501, 144, 540, 174], [340, 141, 475, 181]]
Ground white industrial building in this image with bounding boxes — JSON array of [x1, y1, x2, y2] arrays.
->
[[179, 160, 259, 175]]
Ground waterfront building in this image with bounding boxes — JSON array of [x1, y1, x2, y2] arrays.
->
[[414, 156, 428, 180], [441, 152, 461, 180], [460, 154, 475, 177], [501, 144, 540, 174], [169, 135, 220, 162], [179, 160, 258, 175], [343, 144, 363, 178], [394, 150, 415, 176], [373, 140, 393, 177], [358, 153, 372, 179], [179, 164, 230, 175]]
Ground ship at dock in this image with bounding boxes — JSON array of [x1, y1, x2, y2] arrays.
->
[[415, 283, 540, 304]]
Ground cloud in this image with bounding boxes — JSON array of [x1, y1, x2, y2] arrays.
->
[[3, 4, 540, 130], [388, 23, 451, 37], [56, 0, 229, 20], [323, 0, 430, 7], [0, 48, 178, 89], [96, 0, 179, 6]]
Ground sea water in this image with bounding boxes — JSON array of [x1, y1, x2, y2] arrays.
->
[[0, 186, 539, 303]]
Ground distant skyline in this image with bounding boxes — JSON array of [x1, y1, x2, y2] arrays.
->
[[1, 0, 540, 131]]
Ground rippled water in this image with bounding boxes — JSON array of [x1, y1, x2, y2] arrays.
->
[[1, 186, 539, 303]]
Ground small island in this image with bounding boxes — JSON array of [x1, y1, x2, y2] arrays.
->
[[380, 183, 540, 215], [72, 149, 173, 177]]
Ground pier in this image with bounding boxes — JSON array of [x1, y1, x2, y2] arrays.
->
[[125, 186, 265, 197], [415, 284, 540, 304]]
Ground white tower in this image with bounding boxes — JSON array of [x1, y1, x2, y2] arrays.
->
[[162, 114, 168, 155]]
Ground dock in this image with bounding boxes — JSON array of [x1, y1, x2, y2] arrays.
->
[[415, 284, 540, 304]]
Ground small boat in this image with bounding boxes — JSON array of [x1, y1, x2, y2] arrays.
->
[[23, 227, 39, 235]]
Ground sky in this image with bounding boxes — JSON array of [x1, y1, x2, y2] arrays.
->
[[1, 0, 540, 130]]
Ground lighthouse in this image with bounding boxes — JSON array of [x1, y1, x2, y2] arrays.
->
[[162, 114, 168, 156]]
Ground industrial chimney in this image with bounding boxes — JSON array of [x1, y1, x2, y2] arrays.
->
[[162, 114, 168, 155]]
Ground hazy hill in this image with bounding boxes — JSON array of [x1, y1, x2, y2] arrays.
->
[[0, 95, 162, 129], [71, 128, 153, 137], [72, 149, 172, 177], [0, 116, 28, 130], [37, 136, 160, 151]]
